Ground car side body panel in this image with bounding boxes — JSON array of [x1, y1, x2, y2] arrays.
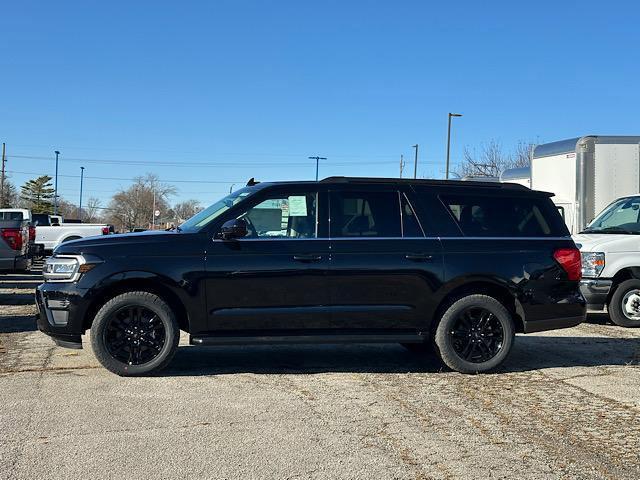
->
[[35, 178, 586, 349]]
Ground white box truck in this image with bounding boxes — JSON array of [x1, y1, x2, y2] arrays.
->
[[530, 136, 640, 233]]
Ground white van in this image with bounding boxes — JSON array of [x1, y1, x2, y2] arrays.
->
[[575, 194, 640, 327]]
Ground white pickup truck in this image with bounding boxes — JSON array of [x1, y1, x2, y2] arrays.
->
[[31, 214, 112, 253], [575, 194, 640, 327]]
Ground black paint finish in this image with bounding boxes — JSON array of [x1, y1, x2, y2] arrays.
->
[[36, 178, 585, 348]]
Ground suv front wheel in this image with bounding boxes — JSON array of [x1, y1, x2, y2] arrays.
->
[[434, 294, 515, 374], [90, 291, 180, 376]]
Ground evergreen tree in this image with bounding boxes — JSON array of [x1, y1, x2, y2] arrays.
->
[[20, 175, 55, 213]]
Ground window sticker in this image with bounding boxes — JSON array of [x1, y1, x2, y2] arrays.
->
[[288, 196, 308, 216]]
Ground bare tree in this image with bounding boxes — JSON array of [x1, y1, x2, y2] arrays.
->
[[455, 139, 534, 178], [84, 197, 102, 222], [0, 179, 18, 208], [56, 198, 78, 219], [168, 199, 202, 224], [106, 173, 177, 231]]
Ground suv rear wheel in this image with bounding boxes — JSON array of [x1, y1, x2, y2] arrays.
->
[[434, 294, 515, 374], [90, 291, 180, 376]]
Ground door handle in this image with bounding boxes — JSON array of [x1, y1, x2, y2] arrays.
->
[[293, 254, 322, 262], [405, 253, 433, 262]]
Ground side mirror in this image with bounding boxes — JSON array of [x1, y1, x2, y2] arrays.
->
[[219, 218, 248, 240]]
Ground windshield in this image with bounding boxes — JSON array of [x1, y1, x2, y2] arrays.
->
[[179, 187, 256, 232], [583, 197, 640, 234]]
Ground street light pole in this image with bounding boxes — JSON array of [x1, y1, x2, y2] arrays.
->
[[412, 144, 418, 179], [78, 167, 85, 220], [54, 150, 60, 214], [446, 113, 463, 179], [308, 156, 327, 181]]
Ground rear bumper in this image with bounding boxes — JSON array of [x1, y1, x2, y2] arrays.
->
[[29, 243, 45, 258], [523, 314, 585, 333], [580, 278, 612, 310], [0, 254, 31, 272]]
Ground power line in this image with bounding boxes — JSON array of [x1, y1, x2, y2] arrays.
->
[[8, 143, 402, 159], [6, 170, 244, 184], [8, 154, 405, 167]]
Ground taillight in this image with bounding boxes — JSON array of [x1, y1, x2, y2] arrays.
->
[[29, 225, 36, 242], [1, 228, 24, 251], [554, 248, 582, 281], [101, 226, 109, 235]]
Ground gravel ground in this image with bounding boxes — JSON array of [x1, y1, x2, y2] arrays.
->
[[1, 270, 639, 479]]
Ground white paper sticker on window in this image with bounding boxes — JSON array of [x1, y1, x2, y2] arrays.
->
[[288, 196, 308, 216]]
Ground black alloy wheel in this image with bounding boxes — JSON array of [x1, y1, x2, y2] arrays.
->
[[434, 294, 515, 374], [448, 306, 504, 363], [104, 305, 166, 365], [91, 291, 180, 376]]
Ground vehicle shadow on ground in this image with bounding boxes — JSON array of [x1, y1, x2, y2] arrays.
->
[[164, 344, 445, 376], [0, 292, 35, 306], [0, 315, 37, 333], [161, 334, 640, 377]]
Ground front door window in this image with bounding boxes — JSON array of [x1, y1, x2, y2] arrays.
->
[[235, 192, 317, 238]]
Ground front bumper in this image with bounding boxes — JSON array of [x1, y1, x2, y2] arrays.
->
[[580, 278, 612, 310], [35, 283, 89, 349]]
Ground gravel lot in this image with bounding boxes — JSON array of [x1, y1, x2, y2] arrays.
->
[[1, 270, 639, 479]]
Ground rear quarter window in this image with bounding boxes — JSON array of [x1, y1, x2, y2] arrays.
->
[[440, 194, 569, 237]]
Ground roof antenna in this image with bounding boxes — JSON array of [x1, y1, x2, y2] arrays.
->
[[246, 177, 259, 186]]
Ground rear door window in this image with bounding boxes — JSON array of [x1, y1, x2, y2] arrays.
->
[[330, 191, 401, 238], [401, 194, 424, 237], [441, 195, 568, 237]]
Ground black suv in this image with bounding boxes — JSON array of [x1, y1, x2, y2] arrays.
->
[[36, 177, 585, 376]]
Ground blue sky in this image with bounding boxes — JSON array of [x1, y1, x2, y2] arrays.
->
[[1, 0, 639, 208]]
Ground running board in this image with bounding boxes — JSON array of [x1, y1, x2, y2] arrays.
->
[[190, 333, 426, 346]]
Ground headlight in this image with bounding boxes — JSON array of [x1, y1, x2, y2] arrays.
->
[[43, 255, 101, 282], [581, 252, 605, 277]]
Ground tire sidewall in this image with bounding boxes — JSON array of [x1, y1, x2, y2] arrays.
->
[[609, 279, 640, 328], [434, 294, 515, 374], [90, 292, 179, 376]]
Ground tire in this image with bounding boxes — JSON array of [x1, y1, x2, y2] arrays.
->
[[434, 294, 515, 374], [608, 279, 640, 327], [90, 291, 180, 376]]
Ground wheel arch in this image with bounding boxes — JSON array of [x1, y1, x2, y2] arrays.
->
[[607, 267, 640, 303], [83, 273, 190, 333], [432, 279, 524, 333]]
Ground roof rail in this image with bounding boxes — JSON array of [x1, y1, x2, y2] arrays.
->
[[319, 176, 529, 190]]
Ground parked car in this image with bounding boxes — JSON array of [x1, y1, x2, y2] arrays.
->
[[36, 177, 586, 376], [31, 214, 111, 253], [0, 208, 42, 260], [0, 219, 31, 272], [575, 194, 640, 327]]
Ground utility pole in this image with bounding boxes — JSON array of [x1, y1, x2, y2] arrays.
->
[[54, 150, 60, 214], [308, 156, 327, 181], [412, 144, 419, 179], [0, 143, 6, 207], [78, 167, 85, 220], [446, 113, 463, 179], [152, 188, 156, 230], [399, 154, 405, 178]]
